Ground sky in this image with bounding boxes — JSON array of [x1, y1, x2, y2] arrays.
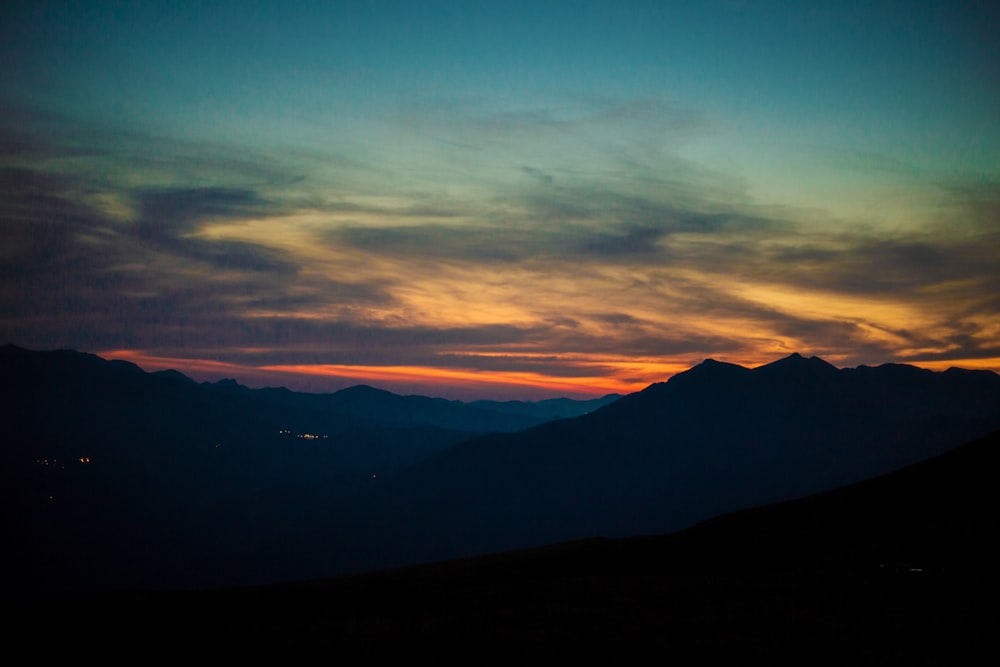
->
[[1, 1, 998, 399]]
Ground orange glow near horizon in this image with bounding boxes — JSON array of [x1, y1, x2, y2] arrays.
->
[[98, 350, 261, 377], [98, 349, 663, 398], [258, 361, 664, 397], [96, 348, 1000, 400], [900, 357, 1000, 374]]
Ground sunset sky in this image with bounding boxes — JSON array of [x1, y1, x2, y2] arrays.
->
[[2, 1, 998, 399]]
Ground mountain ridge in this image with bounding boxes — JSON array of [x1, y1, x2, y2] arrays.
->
[[4, 343, 1000, 604], [343, 351, 1000, 574], [0, 343, 617, 429]]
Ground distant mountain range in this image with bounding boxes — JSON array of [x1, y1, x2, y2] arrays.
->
[[0, 344, 618, 601], [3, 344, 1000, 605], [1, 343, 620, 432]]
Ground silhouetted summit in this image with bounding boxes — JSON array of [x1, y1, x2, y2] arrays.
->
[[658, 353, 837, 392], [753, 351, 838, 377], [353, 353, 1000, 571], [659, 356, 752, 390]]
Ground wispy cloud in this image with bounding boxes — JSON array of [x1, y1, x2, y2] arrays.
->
[[2, 66, 999, 398]]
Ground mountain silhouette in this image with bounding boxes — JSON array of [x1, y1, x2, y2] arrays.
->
[[332, 352, 1000, 574], [0, 344, 616, 601], [0, 343, 609, 434], [3, 345, 1000, 606], [203, 379, 556, 432]]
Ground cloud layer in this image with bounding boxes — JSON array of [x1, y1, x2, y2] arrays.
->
[[2, 2, 998, 398]]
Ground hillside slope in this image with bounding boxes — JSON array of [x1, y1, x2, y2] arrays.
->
[[339, 353, 1000, 569], [9, 428, 999, 662]]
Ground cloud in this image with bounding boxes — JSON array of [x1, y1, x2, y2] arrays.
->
[[324, 180, 790, 269], [3, 88, 1000, 395], [117, 320, 545, 368], [0, 162, 395, 356], [133, 186, 271, 235], [303, 149, 1000, 377], [129, 185, 300, 274], [397, 92, 712, 150], [0, 167, 116, 276]]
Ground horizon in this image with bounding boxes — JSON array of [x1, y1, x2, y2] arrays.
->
[[3, 2, 998, 399], [5, 342, 995, 402]]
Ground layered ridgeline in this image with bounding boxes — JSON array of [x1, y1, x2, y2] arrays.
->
[[0, 344, 618, 601], [3, 345, 1000, 602], [339, 353, 1000, 574]]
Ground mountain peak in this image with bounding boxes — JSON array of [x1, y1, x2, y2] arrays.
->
[[663, 357, 751, 390], [207, 377, 244, 391], [333, 384, 398, 400], [755, 353, 838, 375], [661, 353, 840, 393]]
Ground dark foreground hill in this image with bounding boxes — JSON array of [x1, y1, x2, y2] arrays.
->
[[8, 428, 999, 663]]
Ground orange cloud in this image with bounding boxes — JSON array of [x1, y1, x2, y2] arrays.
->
[[259, 362, 654, 397], [98, 349, 664, 399]]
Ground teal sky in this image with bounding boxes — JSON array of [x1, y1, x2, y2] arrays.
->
[[2, 1, 998, 398]]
